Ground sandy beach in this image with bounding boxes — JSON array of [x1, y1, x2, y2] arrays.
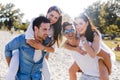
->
[[0, 31, 120, 80]]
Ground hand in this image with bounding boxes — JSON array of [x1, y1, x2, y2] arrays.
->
[[75, 46, 87, 55], [26, 39, 45, 50], [80, 36, 86, 40], [80, 36, 87, 45], [94, 32, 100, 41]]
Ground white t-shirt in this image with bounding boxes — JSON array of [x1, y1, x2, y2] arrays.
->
[[66, 39, 115, 77], [71, 40, 100, 77]]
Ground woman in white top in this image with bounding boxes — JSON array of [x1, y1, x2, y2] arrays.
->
[[62, 18, 115, 80], [6, 6, 62, 80]]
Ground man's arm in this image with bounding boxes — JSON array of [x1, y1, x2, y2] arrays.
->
[[6, 57, 11, 66], [5, 34, 23, 66]]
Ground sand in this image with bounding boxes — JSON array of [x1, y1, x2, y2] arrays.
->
[[0, 31, 120, 80]]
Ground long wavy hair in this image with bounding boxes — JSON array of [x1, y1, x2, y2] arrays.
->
[[74, 13, 99, 42], [47, 6, 62, 47]]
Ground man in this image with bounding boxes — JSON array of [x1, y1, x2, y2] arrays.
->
[[62, 22, 111, 80], [5, 16, 54, 80]]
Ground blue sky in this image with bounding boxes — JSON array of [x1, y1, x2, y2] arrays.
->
[[1, 0, 107, 22]]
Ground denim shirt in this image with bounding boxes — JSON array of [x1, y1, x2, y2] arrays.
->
[[5, 34, 46, 80]]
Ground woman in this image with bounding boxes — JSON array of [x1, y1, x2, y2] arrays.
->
[[74, 13, 115, 79], [6, 6, 62, 80], [62, 13, 115, 80]]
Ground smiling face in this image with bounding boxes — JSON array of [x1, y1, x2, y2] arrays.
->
[[46, 10, 60, 25], [74, 18, 88, 35], [64, 25, 76, 40], [34, 22, 50, 41]]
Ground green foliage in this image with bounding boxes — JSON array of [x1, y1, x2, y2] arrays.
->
[[0, 3, 24, 30], [14, 21, 29, 31], [85, 1, 101, 27], [105, 25, 119, 37], [115, 17, 120, 29], [85, 0, 120, 37]]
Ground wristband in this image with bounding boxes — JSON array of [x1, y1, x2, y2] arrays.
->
[[82, 40, 87, 44]]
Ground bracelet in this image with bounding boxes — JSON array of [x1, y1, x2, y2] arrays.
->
[[82, 40, 87, 44]]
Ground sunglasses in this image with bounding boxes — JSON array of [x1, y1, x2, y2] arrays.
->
[[64, 29, 74, 34]]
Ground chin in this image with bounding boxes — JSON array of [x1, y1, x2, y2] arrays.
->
[[43, 38, 46, 40]]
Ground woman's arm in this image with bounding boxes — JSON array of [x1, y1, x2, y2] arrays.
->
[[26, 39, 54, 53], [64, 40, 77, 51], [82, 32, 100, 58], [64, 40, 86, 55]]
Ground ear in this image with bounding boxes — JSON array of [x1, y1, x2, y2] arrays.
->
[[34, 26, 38, 33]]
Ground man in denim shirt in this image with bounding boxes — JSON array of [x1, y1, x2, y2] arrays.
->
[[5, 16, 54, 80]]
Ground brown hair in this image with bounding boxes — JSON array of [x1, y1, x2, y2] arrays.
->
[[47, 6, 62, 47], [74, 13, 99, 42]]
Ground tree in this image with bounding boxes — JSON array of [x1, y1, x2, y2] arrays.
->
[[1, 3, 24, 30], [14, 20, 29, 31], [0, 3, 5, 28], [84, 0, 120, 37], [104, 1, 117, 26], [85, 1, 101, 27]]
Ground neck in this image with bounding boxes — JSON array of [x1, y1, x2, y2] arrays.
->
[[34, 34, 43, 43], [67, 37, 79, 47], [80, 33, 85, 37], [68, 36, 77, 43]]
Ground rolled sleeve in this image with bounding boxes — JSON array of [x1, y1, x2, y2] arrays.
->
[[5, 45, 12, 58]]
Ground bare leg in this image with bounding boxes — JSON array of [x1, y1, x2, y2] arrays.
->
[[69, 62, 82, 80], [97, 49, 111, 75], [99, 59, 109, 80]]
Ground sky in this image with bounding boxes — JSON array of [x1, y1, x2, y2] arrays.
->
[[1, 0, 107, 22]]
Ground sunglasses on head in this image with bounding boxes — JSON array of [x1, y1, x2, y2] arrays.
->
[[64, 29, 74, 34]]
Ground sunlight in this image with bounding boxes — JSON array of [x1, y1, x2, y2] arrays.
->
[[1, 0, 108, 21]]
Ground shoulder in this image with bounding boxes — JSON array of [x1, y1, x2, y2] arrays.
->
[[17, 34, 25, 40], [16, 34, 26, 43], [19, 34, 25, 38]]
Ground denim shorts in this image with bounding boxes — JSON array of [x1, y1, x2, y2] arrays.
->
[[80, 74, 100, 80]]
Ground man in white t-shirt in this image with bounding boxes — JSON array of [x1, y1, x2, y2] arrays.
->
[[62, 22, 101, 80]]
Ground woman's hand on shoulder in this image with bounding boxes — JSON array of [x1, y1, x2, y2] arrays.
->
[[75, 46, 87, 55], [26, 39, 44, 50]]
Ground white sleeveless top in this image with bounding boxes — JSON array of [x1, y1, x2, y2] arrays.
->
[[70, 39, 115, 77], [71, 40, 100, 77]]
